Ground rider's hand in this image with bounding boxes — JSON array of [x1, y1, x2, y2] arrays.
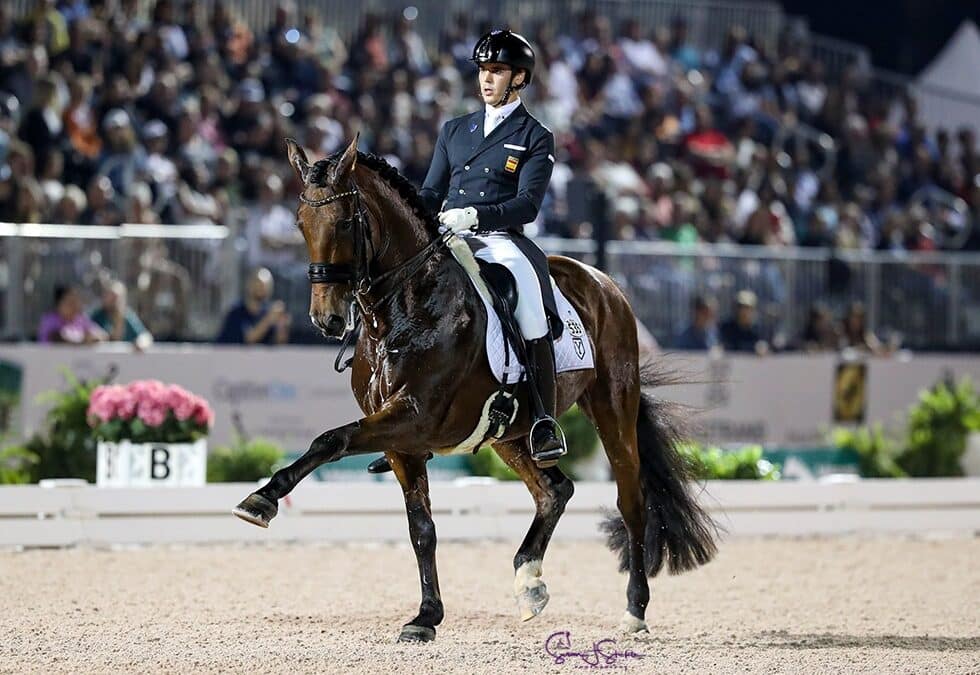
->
[[438, 207, 479, 233]]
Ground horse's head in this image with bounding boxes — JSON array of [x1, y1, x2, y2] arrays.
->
[[287, 134, 362, 338]]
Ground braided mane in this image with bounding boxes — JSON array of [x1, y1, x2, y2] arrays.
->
[[308, 150, 439, 233]]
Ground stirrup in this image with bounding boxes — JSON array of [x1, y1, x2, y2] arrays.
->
[[529, 416, 567, 465]]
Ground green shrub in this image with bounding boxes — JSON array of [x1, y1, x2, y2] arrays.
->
[[24, 370, 102, 482], [677, 443, 781, 480], [898, 378, 979, 477], [0, 445, 38, 484], [832, 424, 906, 478], [467, 405, 601, 480], [207, 438, 286, 482]]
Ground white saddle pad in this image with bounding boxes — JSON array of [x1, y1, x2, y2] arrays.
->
[[447, 236, 595, 384]]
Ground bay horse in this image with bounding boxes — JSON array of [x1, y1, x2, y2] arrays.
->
[[233, 135, 717, 642]]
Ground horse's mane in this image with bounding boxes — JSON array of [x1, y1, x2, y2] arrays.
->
[[308, 150, 439, 233]]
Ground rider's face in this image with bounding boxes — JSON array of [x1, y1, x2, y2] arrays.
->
[[479, 63, 523, 106]]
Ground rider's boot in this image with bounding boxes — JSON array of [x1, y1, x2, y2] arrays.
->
[[525, 336, 566, 468], [366, 452, 432, 474]]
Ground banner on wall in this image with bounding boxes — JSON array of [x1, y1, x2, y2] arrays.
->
[[2, 345, 978, 452]]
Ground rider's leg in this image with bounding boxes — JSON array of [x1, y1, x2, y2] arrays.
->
[[474, 235, 565, 466]]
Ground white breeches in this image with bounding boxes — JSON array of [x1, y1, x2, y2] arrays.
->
[[469, 232, 549, 340]]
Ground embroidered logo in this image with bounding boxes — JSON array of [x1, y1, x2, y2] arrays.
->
[[470, 121, 479, 133], [565, 319, 586, 360], [504, 155, 519, 173]]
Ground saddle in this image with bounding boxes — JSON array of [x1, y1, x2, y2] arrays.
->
[[475, 259, 524, 366]]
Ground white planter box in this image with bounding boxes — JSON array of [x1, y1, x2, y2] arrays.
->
[[96, 438, 207, 487], [962, 432, 980, 476]]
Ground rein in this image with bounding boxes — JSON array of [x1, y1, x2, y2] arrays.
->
[[299, 181, 450, 371]]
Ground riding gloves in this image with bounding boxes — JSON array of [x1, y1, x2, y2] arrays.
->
[[438, 207, 479, 233]]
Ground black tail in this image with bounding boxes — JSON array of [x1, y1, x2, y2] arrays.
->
[[600, 384, 718, 576]]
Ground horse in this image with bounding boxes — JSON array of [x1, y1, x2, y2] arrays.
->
[[233, 135, 718, 643]]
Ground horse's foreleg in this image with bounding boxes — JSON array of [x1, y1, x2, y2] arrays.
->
[[233, 399, 426, 527], [492, 440, 574, 621], [387, 452, 443, 643]]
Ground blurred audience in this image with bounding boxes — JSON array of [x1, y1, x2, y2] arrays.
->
[[37, 283, 107, 344], [216, 267, 291, 345], [0, 2, 975, 350], [674, 294, 719, 350], [89, 278, 154, 350], [719, 290, 768, 354]]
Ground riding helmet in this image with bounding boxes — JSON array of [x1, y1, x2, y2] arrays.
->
[[471, 30, 536, 87]]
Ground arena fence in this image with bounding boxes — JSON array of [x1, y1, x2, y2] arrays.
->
[[2, 478, 978, 547], [537, 239, 980, 351], [2, 227, 977, 349], [0, 223, 236, 342]]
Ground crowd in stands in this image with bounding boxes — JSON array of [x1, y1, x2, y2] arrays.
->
[[1, 0, 976, 349]]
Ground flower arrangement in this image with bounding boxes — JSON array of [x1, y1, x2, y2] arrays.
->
[[87, 379, 214, 443]]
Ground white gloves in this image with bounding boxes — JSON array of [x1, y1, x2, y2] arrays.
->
[[438, 206, 479, 233]]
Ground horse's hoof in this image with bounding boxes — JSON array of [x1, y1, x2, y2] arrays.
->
[[517, 582, 550, 621], [397, 624, 436, 643], [619, 610, 649, 634], [232, 493, 278, 528]]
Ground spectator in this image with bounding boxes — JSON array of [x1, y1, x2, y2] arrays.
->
[[800, 303, 841, 352], [720, 290, 768, 354], [38, 284, 107, 344], [216, 267, 291, 345], [674, 295, 720, 350], [89, 279, 154, 350], [244, 173, 303, 268], [840, 301, 886, 355]]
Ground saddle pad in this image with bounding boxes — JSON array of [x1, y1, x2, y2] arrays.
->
[[447, 236, 595, 383]]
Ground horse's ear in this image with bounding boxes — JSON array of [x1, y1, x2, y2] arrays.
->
[[285, 137, 311, 184], [332, 132, 359, 184]]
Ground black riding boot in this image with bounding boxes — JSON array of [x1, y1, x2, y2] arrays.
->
[[367, 452, 432, 474], [525, 336, 566, 467]]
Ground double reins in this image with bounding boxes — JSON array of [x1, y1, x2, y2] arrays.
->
[[299, 179, 451, 370]]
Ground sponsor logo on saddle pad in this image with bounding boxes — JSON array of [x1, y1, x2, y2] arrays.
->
[[565, 319, 586, 360], [504, 155, 519, 172]]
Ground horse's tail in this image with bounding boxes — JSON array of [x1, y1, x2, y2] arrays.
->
[[600, 363, 718, 576]]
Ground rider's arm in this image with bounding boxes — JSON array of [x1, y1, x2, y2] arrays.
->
[[473, 129, 555, 233], [419, 122, 451, 215]]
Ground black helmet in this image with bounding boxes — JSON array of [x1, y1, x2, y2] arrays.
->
[[471, 30, 535, 87]]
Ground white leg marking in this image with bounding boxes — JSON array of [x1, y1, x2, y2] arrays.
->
[[514, 559, 549, 621], [619, 610, 649, 634]]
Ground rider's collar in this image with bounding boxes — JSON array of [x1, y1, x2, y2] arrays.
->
[[485, 96, 522, 119]]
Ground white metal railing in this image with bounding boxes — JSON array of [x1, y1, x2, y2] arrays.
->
[[0, 223, 236, 342], [539, 239, 980, 350], [3, 227, 978, 349], [2, 479, 979, 547]]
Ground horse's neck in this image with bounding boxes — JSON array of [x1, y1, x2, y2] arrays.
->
[[360, 176, 472, 335]]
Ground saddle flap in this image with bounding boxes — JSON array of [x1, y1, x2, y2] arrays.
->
[[475, 259, 518, 315]]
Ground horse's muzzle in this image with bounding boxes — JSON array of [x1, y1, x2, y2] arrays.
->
[[311, 313, 346, 338]]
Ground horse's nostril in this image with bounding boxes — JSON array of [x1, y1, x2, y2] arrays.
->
[[324, 314, 345, 334]]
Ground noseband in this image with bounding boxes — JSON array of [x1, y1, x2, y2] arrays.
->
[[299, 187, 364, 287]]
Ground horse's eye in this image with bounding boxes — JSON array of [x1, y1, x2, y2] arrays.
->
[[338, 219, 352, 232]]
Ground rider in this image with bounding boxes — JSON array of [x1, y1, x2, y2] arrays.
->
[[370, 29, 566, 470]]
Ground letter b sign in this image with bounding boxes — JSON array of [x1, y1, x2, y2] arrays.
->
[[150, 445, 172, 480]]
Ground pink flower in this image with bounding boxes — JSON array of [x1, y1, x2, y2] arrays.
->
[[88, 385, 128, 423], [192, 397, 214, 428], [137, 401, 168, 428]]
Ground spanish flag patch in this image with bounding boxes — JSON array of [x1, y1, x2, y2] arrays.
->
[[504, 155, 519, 173]]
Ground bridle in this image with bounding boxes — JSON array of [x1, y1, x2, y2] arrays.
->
[[298, 177, 451, 370]]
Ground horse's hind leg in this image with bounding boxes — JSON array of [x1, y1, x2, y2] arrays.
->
[[491, 440, 574, 621], [387, 452, 444, 643], [578, 384, 650, 634]]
